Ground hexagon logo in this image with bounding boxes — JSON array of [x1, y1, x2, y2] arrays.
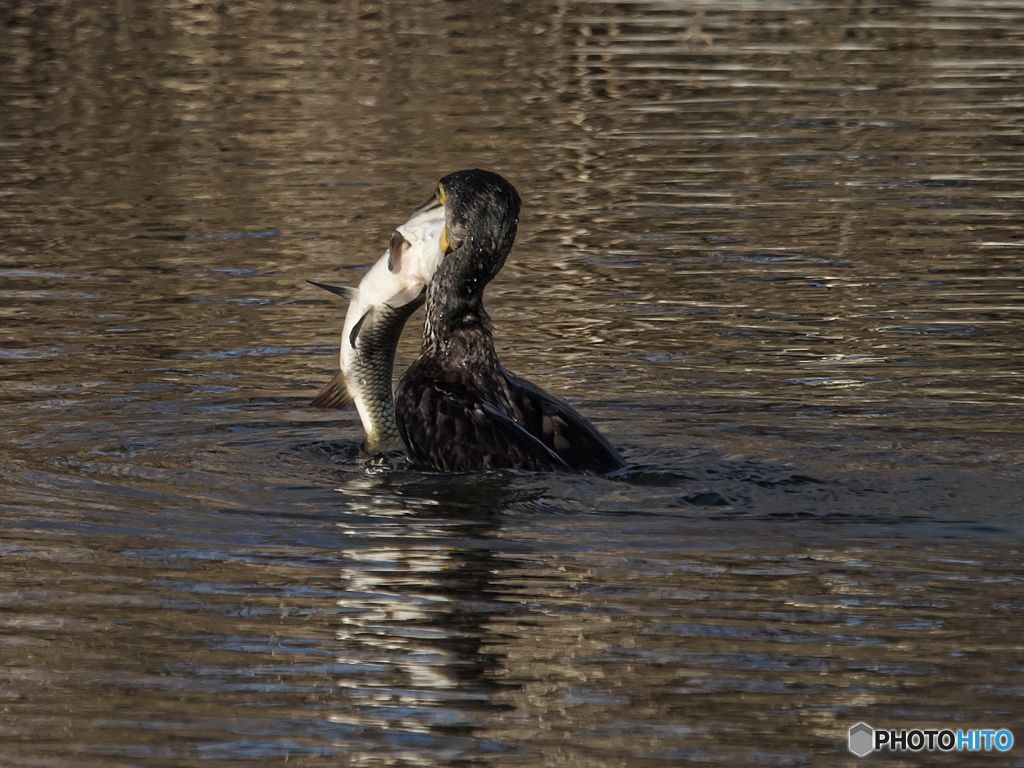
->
[[849, 722, 874, 757]]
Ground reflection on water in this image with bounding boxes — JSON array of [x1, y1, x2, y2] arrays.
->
[[2, 0, 1023, 765]]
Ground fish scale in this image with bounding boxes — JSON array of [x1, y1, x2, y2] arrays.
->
[[310, 204, 446, 455]]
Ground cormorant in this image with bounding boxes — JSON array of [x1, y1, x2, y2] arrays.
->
[[395, 169, 626, 473]]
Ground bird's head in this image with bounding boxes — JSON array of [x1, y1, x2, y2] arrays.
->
[[418, 169, 521, 297]]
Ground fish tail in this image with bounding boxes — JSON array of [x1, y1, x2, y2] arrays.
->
[[311, 371, 353, 409]]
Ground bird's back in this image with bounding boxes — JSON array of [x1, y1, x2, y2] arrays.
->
[[396, 356, 625, 474]]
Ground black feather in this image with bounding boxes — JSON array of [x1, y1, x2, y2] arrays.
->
[[395, 170, 626, 474]]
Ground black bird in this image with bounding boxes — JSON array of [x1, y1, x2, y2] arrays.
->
[[395, 169, 626, 473]]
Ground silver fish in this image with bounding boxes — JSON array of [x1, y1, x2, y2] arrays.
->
[[310, 204, 446, 455]]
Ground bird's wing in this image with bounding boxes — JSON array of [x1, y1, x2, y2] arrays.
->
[[504, 373, 626, 474], [395, 376, 573, 473]]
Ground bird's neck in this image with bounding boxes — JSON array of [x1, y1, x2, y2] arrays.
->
[[421, 278, 501, 370]]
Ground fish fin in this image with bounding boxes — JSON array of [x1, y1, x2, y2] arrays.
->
[[349, 310, 370, 347], [384, 286, 425, 310], [307, 280, 357, 300], [311, 371, 353, 410], [388, 231, 408, 273]]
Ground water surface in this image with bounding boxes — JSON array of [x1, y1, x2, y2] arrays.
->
[[2, 0, 1023, 765]]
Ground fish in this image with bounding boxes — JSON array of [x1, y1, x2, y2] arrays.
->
[[309, 203, 447, 455]]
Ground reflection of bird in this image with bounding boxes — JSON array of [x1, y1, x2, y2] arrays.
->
[[395, 169, 626, 474]]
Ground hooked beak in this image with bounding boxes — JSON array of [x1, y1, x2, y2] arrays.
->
[[412, 191, 453, 255], [413, 192, 443, 215]]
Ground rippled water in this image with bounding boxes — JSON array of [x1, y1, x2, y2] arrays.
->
[[2, 0, 1023, 765]]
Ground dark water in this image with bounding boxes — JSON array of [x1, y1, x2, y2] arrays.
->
[[2, 0, 1023, 765]]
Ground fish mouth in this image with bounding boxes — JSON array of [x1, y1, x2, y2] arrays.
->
[[412, 192, 453, 255]]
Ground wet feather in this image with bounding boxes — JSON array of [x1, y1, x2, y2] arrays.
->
[[396, 170, 626, 473]]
